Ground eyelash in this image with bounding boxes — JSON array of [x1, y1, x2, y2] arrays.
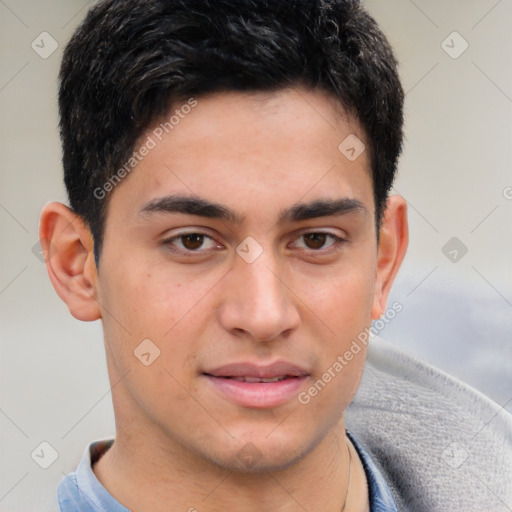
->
[[162, 231, 347, 257]]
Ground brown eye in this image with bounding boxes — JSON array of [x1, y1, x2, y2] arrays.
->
[[163, 232, 219, 255], [292, 232, 346, 253], [181, 233, 205, 250], [303, 233, 328, 249]]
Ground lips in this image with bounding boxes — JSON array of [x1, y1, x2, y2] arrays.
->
[[203, 361, 310, 408], [228, 376, 289, 383], [204, 361, 309, 379]]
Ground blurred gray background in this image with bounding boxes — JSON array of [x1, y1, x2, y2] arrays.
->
[[0, 0, 511, 510]]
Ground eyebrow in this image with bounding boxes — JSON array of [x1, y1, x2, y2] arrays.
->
[[138, 194, 367, 224]]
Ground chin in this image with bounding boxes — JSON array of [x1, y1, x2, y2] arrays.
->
[[198, 427, 324, 475], [212, 447, 307, 474]]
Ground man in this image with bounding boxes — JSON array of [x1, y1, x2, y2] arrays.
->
[[39, 0, 512, 510]]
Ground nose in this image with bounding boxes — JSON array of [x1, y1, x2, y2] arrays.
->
[[217, 246, 301, 343]]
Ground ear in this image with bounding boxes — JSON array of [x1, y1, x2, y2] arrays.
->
[[371, 194, 408, 319], [39, 202, 101, 321]]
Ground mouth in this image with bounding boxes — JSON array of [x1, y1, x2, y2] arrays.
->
[[202, 361, 310, 408], [217, 375, 293, 383]]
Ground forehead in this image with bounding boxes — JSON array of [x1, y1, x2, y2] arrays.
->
[[105, 87, 373, 225]]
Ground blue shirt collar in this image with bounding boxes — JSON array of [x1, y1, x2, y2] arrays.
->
[[58, 439, 129, 512], [347, 430, 398, 512]]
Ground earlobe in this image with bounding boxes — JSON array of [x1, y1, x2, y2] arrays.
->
[[371, 195, 408, 319], [39, 202, 102, 322]]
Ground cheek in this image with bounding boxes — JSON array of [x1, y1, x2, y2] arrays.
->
[[98, 265, 209, 418], [299, 261, 375, 333], [99, 257, 233, 403], [296, 262, 374, 405], [99, 254, 219, 338], [299, 347, 367, 413]]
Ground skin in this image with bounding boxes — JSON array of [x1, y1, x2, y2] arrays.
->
[[40, 87, 408, 512]]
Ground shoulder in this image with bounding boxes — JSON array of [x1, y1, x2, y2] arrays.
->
[[346, 335, 512, 511]]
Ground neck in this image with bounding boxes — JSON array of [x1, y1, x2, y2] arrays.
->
[[93, 418, 365, 512]]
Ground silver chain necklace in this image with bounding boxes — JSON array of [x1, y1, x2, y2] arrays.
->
[[340, 440, 353, 511]]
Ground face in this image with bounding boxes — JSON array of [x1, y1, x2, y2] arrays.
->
[[96, 87, 380, 472]]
